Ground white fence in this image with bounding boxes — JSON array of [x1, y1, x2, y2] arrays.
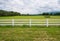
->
[[0, 19, 60, 27]]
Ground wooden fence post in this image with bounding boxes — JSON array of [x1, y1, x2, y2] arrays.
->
[[46, 19, 49, 27], [29, 19, 31, 27], [12, 19, 14, 26]]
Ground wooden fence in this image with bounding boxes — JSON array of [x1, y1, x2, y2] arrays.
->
[[0, 19, 60, 27]]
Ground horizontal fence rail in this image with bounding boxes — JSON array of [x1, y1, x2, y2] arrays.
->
[[0, 19, 60, 27]]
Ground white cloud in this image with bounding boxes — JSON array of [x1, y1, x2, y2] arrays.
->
[[0, 0, 60, 14]]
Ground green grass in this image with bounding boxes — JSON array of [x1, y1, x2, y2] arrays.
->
[[0, 16, 60, 41], [0, 26, 60, 41], [0, 16, 60, 19]]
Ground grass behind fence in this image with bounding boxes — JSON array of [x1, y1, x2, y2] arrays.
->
[[0, 16, 60, 19]]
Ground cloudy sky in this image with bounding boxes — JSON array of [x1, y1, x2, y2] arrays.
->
[[0, 0, 60, 14]]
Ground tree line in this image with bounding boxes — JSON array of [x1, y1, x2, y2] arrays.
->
[[0, 10, 60, 16], [0, 10, 21, 16]]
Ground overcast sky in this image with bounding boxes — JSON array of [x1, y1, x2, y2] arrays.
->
[[0, 0, 60, 14]]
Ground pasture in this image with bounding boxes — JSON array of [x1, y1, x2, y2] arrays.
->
[[0, 16, 60, 41], [0, 16, 60, 19]]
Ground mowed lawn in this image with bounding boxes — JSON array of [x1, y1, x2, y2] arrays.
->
[[0, 16, 60, 19]]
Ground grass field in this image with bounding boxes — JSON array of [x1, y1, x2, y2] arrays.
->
[[0, 16, 60, 19], [0, 16, 60, 41], [0, 26, 60, 41]]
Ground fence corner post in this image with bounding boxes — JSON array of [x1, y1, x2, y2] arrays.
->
[[46, 18, 49, 27], [12, 19, 14, 26]]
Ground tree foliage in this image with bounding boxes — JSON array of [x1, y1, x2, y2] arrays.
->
[[0, 10, 21, 16]]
